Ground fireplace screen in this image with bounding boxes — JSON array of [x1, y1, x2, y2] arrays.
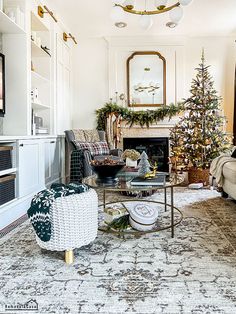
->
[[123, 137, 169, 172]]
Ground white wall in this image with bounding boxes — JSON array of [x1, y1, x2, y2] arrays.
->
[[71, 38, 109, 129], [72, 35, 235, 133]]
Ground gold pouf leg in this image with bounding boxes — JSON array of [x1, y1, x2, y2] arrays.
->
[[65, 250, 74, 265]]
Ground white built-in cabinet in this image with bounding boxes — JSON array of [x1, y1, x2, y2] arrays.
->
[[1, 0, 73, 136], [0, 136, 64, 230], [0, 0, 74, 229]]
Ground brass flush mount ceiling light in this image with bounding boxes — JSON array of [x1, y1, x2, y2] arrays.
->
[[111, 0, 193, 30]]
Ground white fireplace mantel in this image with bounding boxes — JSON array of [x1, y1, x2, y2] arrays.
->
[[118, 117, 179, 149]]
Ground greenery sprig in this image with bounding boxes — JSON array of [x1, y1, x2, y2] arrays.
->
[[96, 102, 184, 130]]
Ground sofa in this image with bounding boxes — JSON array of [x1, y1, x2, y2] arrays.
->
[[222, 161, 236, 200]]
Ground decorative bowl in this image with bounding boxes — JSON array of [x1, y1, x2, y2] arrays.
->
[[91, 159, 125, 184]]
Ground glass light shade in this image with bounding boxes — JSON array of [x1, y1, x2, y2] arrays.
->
[[155, 0, 168, 10], [179, 0, 192, 5], [139, 15, 153, 30], [110, 5, 125, 22], [169, 6, 184, 23]]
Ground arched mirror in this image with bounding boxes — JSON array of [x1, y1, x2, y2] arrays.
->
[[127, 51, 166, 107]]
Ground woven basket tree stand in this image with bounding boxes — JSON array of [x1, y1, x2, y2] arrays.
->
[[188, 168, 210, 186]]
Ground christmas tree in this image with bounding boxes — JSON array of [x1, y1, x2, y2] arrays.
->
[[138, 152, 151, 177], [170, 51, 230, 170]]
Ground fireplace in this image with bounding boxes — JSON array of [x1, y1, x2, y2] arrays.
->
[[123, 137, 169, 172]]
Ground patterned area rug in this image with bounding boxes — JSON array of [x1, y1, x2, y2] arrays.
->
[[0, 188, 236, 314]]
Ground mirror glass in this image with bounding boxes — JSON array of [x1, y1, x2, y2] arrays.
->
[[127, 52, 166, 107]]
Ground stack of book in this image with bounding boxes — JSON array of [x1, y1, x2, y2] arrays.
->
[[130, 174, 167, 186]]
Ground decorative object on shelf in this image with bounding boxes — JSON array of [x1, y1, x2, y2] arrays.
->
[[170, 50, 231, 184], [38, 5, 57, 23], [127, 51, 166, 107], [138, 151, 151, 177], [96, 102, 183, 131], [63, 32, 77, 45], [122, 149, 140, 168], [90, 157, 125, 184], [31, 88, 39, 103], [104, 205, 127, 224], [110, 0, 193, 30], [129, 203, 159, 232]]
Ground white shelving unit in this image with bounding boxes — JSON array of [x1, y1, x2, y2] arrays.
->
[[31, 40, 51, 58], [32, 102, 50, 111], [0, 10, 25, 34], [0, 168, 17, 177], [31, 70, 50, 85], [31, 10, 53, 135]]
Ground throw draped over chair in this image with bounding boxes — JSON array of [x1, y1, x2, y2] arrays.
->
[[65, 129, 122, 183]]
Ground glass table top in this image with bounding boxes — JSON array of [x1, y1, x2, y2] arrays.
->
[[83, 171, 184, 192]]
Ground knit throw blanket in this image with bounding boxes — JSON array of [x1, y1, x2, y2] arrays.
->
[[27, 183, 89, 242]]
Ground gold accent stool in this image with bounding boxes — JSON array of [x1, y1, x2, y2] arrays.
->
[[65, 250, 74, 265], [38, 5, 58, 23]]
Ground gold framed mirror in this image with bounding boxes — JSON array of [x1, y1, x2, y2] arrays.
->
[[127, 51, 166, 107]]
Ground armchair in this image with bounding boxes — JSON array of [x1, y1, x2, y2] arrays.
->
[[65, 129, 122, 183]]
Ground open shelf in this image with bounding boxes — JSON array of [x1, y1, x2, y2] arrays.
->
[[31, 11, 49, 31], [32, 102, 50, 111], [31, 41, 51, 58], [31, 71, 50, 85], [0, 10, 26, 34], [0, 168, 17, 177]]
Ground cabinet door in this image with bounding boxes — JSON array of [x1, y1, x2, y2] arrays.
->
[[44, 138, 61, 185], [18, 140, 44, 198], [56, 33, 72, 134], [51, 139, 61, 182]]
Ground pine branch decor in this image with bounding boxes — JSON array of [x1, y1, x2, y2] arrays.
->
[[96, 102, 183, 130]]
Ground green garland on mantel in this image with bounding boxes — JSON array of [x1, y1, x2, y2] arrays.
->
[[96, 102, 184, 130]]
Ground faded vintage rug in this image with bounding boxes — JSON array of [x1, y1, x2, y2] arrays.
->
[[0, 188, 236, 314]]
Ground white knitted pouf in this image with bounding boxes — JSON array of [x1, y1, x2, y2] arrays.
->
[[36, 189, 98, 259]]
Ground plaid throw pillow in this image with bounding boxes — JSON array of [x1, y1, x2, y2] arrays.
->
[[73, 141, 109, 157]]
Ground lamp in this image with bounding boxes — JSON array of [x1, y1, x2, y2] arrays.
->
[[111, 0, 193, 30]]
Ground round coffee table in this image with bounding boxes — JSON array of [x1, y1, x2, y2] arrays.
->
[[83, 172, 184, 238]]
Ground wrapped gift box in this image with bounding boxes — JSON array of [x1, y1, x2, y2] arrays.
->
[[104, 206, 127, 224]]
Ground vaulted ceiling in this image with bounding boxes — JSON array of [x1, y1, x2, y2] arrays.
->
[[50, 0, 236, 38]]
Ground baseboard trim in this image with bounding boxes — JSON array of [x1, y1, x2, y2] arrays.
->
[[0, 213, 28, 238]]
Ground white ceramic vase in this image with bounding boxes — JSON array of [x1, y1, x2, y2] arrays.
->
[[126, 158, 137, 168]]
